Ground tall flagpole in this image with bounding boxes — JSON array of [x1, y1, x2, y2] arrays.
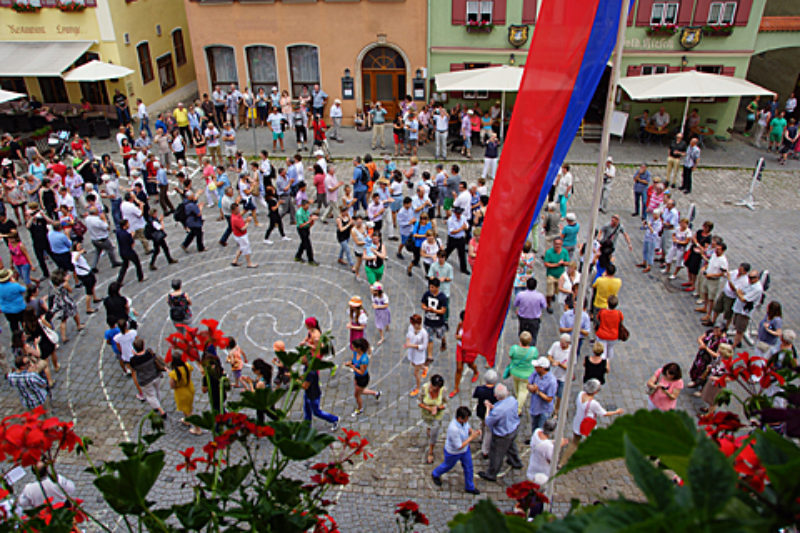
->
[[546, 0, 630, 507]]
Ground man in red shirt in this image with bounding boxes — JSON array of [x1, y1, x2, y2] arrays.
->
[[48, 156, 68, 185], [230, 202, 257, 268]]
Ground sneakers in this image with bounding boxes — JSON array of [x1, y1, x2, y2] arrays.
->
[[330, 364, 338, 378], [660, 268, 668, 274], [375, 390, 382, 401], [465, 488, 481, 495], [264, 239, 274, 245], [282, 236, 292, 241], [350, 408, 363, 418], [409, 388, 420, 397], [136, 393, 145, 401], [308, 261, 320, 267], [432, 474, 442, 487], [331, 420, 340, 432], [669, 274, 677, 280]]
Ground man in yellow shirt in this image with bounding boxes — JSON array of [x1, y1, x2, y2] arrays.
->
[[591, 263, 621, 315], [173, 102, 191, 147]]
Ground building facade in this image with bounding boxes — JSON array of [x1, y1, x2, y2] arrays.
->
[[183, 0, 427, 123], [0, 0, 196, 112], [429, 0, 800, 139]]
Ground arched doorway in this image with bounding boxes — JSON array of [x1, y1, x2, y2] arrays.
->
[[361, 47, 406, 118]]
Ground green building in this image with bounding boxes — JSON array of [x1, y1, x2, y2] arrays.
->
[[428, 0, 800, 139]]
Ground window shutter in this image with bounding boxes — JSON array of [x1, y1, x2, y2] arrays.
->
[[693, 0, 712, 25], [492, 0, 506, 25], [636, 0, 654, 26], [448, 63, 465, 98], [721, 66, 735, 76], [521, 0, 536, 24], [626, 65, 642, 76], [627, 1, 635, 26], [452, 0, 467, 25], [677, 0, 692, 25], [667, 66, 681, 73], [734, 0, 752, 26]]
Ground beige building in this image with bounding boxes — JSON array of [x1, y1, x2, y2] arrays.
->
[[183, 0, 427, 122], [0, 0, 196, 115]]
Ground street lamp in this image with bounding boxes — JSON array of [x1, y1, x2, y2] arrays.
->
[[413, 68, 425, 101], [341, 68, 354, 100], [509, 53, 516, 65]]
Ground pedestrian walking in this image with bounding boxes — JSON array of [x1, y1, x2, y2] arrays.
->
[[419, 374, 447, 464], [301, 354, 339, 430], [431, 405, 481, 495], [169, 357, 203, 434], [115, 219, 146, 285], [180, 192, 206, 253], [371, 282, 391, 346], [294, 198, 318, 265], [344, 337, 381, 417], [478, 384, 523, 482], [229, 203, 258, 268]]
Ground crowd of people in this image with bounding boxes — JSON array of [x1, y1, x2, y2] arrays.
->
[[0, 88, 796, 514]]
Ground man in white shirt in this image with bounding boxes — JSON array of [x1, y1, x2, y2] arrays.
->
[[453, 181, 472, 214], [731, 270, 763, 348], [120, 192, 151, 253], [546, 334, 571, 412], [698, 242, 729, 322], [329, 99, 344, 142], [115, 126, 128, 150], [204, 123, 221, 165], [136, 98, 151, 138], [18, 462, 76, 510], [653, 106, 670, 130], [312, 150, 327, 175], [433, 106, 450, 160], [86, 206, 122, 269], [600, 156, 615, 213], [554, 164, 573, 218], [267, 109, 285, 152], [711, 261, 749, 330], [320, 166, 341, 221], [445, 206, 470, 275]]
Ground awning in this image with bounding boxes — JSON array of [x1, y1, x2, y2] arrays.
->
[[0, 41, 94, 77], [434, 65, 523, 92], [0, 89, 26, 105], [618, 70, 774, 100], [63, 60, 133, 82]]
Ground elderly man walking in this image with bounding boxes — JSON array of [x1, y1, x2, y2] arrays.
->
[[478, 383, 523, 482], [431, 406, 482, 495]]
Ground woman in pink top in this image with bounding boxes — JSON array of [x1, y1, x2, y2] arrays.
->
[[312, 164, 326, 211], [646, 362, 683, 411], [7, 231, 36, 286], [467, 227, 481, 270]]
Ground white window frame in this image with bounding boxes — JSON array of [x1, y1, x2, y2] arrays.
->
[[286, 43, 321, 98], [466, 0, 493, 24], [463, 90, 489, 100], [708, 2, 736, 25], [650, 2, 679, 26], [641, 65, 668, 76]]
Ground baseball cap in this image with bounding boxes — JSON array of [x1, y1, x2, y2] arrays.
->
[[534, 357, 551, 369]]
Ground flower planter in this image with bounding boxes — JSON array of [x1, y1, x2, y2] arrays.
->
[[59, 3, 87, 12], [466, 24, 493, 34], [646, 25, 678, 37], [12, 3, 41, 13], [702, 25, 733, 36]]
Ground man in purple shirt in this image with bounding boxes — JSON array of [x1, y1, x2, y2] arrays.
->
[[513, 277, 547, 346]]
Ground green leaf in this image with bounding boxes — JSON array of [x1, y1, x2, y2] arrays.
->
[[184, 411, 218, 431], [227, 388, 287, 420], [275, 348, 301, 369], [307, 356, 335, 372], [561, 409, 699, 479], [449, 499, 510, 533], [623, 434, 675, 509], [687, 436, 737, 519], [93, 451, 165, 515], [268, 420, 334, 460], [217, 464, 251, 498], [173, 500, 214, 530]]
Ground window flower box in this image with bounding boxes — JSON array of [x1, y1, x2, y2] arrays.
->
[[59, 1, 86, 12], [702, 24, 733, 36], [12, 1, 41, 13], [646, 24, 678, 37], [466, 20, 493, 33]]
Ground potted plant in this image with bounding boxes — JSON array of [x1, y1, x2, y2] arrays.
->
[[703, 23, 734, 36], [58, 0, 87, 12], [11, 1, 41, 13], [646, 23, 678, 36], [466, 19, 494, 33]]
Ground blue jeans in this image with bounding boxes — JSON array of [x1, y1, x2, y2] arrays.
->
[[14, 263, 31, 286], [111, 198, 122, 228], [530, 412, 549, 432], [140, 116, 152, 138], [643, 239, 656, 266], [633, 190, 646, 218], [303, 395, 338, 424], [338, 239, 353, 266], [432, 448, 475, 491], [354, 189, 368, 213]]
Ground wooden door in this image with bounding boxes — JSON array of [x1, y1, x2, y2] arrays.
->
[[361, 47, 406, 119]]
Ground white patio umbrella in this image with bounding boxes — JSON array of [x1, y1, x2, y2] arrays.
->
[[434, 65, 524, 140], [62, 60, 133, 82], [0, 89, 25, 104], [618, 70, 775, 131]]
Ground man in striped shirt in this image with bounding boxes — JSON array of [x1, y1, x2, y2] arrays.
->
[[7, 355, 48, 411]]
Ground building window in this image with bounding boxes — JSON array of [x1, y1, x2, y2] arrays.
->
[[246, 45, 278, 93], [157, 53, 176, 93], [641, 65, 668, 75], [463, 62, 489, 99], [707, 2, 736, 25], [38, 77, 69, 104], [650, 2, 679, 25], [137, 42, 154, 84], [205, 46, 238, 87], [172, 29, 187, 66], [287, 45, 320, 98], [466, 0, 493, 23]]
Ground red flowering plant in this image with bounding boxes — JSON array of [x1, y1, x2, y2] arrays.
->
[[394, 500, 429, 532], [449, 351, 800, 531], [0, 322, 369, 533]]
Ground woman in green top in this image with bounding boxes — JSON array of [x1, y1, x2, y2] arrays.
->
[[419, 374, 447, 464], [505, 331, 538, 415]]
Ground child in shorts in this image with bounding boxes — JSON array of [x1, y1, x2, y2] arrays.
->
[[271, 340, 291, 387], [226, 337, 247, 388]]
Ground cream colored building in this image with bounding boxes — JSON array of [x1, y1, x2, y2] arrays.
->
[[0, 0, 196, 113]]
